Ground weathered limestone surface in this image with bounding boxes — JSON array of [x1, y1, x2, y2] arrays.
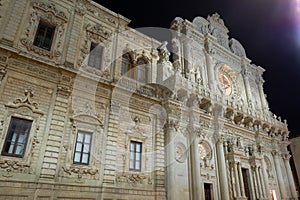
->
[[0, 0, 297, 200]]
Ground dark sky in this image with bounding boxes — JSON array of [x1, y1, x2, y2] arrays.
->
[[96, 0, 300, 138]]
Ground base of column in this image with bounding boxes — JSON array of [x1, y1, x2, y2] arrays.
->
[[235, 197, 248, 200]]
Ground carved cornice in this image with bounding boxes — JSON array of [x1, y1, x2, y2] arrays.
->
[[86, 23, 112, 39], [32, 2, 67, 21]]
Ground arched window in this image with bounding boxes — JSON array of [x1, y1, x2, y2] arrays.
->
[[121, 53, 134, 78], [137, 58, 148, 83]]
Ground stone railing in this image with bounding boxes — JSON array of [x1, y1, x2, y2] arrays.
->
[[117, 77, 156, 97]]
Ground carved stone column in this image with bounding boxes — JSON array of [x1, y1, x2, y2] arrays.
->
[[283, 153, 297, 199], [234, 162, 241, 197], [164, 119, 178, 200], [255, 166, 263, 198], [248, 166, 257, 200], [258, 166, 267, 198], [261, 156, 271, 199], [272, 151, 286, 199], [238, 163, 246, 197], [189, 131, 202, 199], [216, 136, 230, 200]]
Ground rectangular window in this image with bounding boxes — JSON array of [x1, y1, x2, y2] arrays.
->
[[137, 65, 146, 83], [88, 43, 103, 69], [73, 131, 92, 165], [1, 117, 32, 157], [33, 21, 55, 50], [129, 141, 142, 171]]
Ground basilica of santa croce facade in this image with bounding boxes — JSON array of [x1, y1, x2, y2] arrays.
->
[[0, 0, 297, 199]]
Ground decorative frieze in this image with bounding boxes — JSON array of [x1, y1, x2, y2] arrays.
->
[[0, 160, 31, 177], [32, 2, 68, 21], [62, 166, 99, 182], [116, 172, 152, 186]]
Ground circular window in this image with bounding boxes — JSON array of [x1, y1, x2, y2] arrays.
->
[[218, 74, 232, 95]]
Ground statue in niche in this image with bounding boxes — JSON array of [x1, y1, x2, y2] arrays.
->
[[157, 41, 170, 64]]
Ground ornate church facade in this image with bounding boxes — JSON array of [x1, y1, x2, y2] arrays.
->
[[0, 0, 297, 199]]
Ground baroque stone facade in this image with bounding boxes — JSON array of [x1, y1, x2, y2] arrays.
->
[[0, 0, 297, 199]]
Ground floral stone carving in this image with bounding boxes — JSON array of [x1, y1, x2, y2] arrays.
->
[[116, 172, 152, 186], [0, 160, 31, 177]]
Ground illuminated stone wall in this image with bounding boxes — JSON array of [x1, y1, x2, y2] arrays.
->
[[0, 0, 296, 200]]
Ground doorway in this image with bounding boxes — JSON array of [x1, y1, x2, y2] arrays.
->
[[242, 168, 251, 200], [204, 183, 214, 200]]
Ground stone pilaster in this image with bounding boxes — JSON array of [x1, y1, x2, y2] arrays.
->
[[102, 101, 120, 185], [153, 115, 166, 198], [0, 0, 27, 46], [164, 119, 178, 200], [187, 108, 202, 200], [272, 151, 286, 199], [258, 166, 267, 199], [238, 163, 246, 198], [261, 156, 271, 199], [64, 3, 84, 68], [216, 136, 230, 200], [283, 153, 298, 199], [40, 82, 72, 179], [249, 166, 257, 199], [256, 77, 269, 112], [255, 165, 263, 198]]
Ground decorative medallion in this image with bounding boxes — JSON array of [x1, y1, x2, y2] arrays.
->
[[175, 143, 187, 163], [218, 73, 232, 95]]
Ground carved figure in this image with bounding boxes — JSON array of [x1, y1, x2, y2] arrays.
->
[[157, 41, 170, 64]]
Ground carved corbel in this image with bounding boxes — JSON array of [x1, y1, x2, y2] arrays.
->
[[233, 112, 244, 125]]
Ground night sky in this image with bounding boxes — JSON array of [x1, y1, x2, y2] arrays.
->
[[96, 0, 300, 138]]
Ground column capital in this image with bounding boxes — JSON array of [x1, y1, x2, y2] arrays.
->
[[164, 119, 180, 132], [271, 150, 281, 158], [214, 134, 226, 145], [282, 153, 291, 160]]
